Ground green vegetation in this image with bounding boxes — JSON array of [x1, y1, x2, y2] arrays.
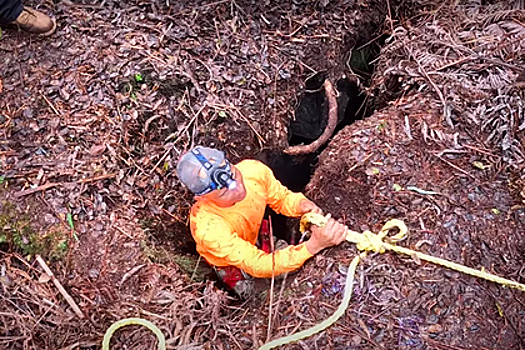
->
[[138, 215, 214, 282], [0, 202, 69, 260]]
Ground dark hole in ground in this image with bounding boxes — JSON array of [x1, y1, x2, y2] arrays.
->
[[146, 30, 384, 292], [262, 35, 383, 246], [288, 73, 364, 147], [259, 72, 366, 245], [257, 152, 318, 244]]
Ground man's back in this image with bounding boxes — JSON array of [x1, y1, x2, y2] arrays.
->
[[189, 159, 312, 277], [177, 147, 346, 280], [190, 160, 271, 247]]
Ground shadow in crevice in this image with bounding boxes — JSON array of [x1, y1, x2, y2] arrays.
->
[[288, 73, 365, 148], [260, 39, 381, 242]]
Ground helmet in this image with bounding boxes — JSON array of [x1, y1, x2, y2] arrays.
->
[[176, 146, 237, 195]]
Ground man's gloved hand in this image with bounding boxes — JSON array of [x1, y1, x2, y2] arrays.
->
[[305, 214, 347, 255], [298, 199, 323, 215]]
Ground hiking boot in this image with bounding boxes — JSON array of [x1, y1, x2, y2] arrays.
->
[[232, 279, 255, 300], [11, 7, 56, 36]]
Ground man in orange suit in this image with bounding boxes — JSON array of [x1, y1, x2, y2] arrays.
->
[[177, 146, 347, 298]]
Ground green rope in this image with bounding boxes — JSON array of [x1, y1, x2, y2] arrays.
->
[[259, 254, 362, 350], [102, 317, 166, 350]]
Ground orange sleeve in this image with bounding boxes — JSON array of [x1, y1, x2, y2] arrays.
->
[[259, 162, 307, 217], [193, 212, 313, 278]]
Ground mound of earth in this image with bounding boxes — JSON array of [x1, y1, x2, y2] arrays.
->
[[237, 95, 525, 350], [249, 3, 525, 350], [302, 96, 525, 349]]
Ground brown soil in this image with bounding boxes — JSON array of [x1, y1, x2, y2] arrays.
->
[[1, 0, 398, 348], [2, 0, 525, 350], [301, 95, 525, 349], [231, 93, 525, 350]]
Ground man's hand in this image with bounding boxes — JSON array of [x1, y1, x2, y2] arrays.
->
[[298, 199, 323, 215], [305, 214, 347, 255]]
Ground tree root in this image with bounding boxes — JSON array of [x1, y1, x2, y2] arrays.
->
[[284, 79, 338, 155]]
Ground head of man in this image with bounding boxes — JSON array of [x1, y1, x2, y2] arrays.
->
[[176, 146, 247, 207]]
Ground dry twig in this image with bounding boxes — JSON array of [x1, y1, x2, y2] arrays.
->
[[35, 255, 84, 319], [41, 94, 61, 116], [266, 215, 276, 343], [14, 173, 117, 197]]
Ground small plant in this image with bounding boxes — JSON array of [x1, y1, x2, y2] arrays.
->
[[377, 120, 387, 132]]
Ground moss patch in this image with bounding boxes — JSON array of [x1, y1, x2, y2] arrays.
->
[[0, 201, 69, 260]]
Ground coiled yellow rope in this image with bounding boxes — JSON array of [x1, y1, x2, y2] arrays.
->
[[259, 213, 525, 349], [102, 318, 166, 350]]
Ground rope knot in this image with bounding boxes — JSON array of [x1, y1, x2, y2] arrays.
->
[[353, 220, 407, 253], [299, 214, 408, 255], [356, 230, 386, 253]]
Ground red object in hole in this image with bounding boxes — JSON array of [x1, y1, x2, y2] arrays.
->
[[217, 266, 244, 289], [259, 218, 272, 253]]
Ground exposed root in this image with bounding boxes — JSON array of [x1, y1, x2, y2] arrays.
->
[[284, 80, 338, 155]]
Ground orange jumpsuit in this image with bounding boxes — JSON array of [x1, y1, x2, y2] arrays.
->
[[189, 160, 313, 278]]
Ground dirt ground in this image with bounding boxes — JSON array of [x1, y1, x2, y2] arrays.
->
[[253, 4, 525, 349], [1, 0, 525, 349], [300, 96, 525, 349]]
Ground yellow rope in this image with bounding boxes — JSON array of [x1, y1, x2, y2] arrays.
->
[[102, 318, 166, 350], [259, 213, 525, 349]]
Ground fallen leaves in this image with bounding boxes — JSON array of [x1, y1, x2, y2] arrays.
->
[[88, 144, 106, 157]]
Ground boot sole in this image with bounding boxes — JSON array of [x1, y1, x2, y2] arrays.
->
[[38, 19, 57, 37]]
